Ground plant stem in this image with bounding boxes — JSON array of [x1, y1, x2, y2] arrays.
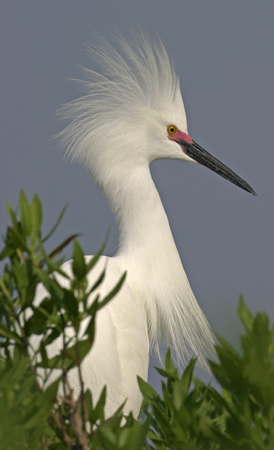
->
[[52, 411, 73, 450]]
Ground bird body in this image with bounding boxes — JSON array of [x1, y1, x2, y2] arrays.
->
[[34, 32, 256, 418], [36, 255, 149, 418]]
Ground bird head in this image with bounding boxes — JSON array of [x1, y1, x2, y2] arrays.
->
[[58, 31, 256, 196]]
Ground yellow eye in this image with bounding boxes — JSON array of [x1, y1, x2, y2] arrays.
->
[[167, 124, 177, 135]]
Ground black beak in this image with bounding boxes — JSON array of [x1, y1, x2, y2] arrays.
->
[[180, 139, 257, 196]]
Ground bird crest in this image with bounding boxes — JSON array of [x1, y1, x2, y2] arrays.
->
[[57, 31, 187, 185]]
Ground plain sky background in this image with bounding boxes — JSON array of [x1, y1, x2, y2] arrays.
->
[[1, 2, 274, 391]]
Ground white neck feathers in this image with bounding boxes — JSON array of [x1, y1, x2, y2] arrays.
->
[[105, 164, 215, 370]]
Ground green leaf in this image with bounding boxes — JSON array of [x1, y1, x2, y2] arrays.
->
[[42, 203, 68, 243], [252, 312, 273, 359], [33, 268, 64, 303], [72, 239, 86, 281], [165, 347, 176, 373], [180, 357, 197, 397], [0, 324, 22, 344], [155, 349, 180, 381], [91, 386, 106, 424], [38, 242, 69, 277], [82, 315, 96, 344], [40, 336, 92, 371], [30, 193, 43, 238], [151, 405, 170, 438], [237, 296, 254, 334], [38, 349, 66, 370], [21, 378, 60, 430], [115, 416, 151, 450], [138, 376, 161, 404], [86, 230, 109, 273], [20, 190, 32, 236], [48, 233, 81, 260], [98, 272, 126, 309], [36, 296, 55, 315], [6, 226, 29, 252], [63, 288, 79, 319], [40, 340, 48, 367], [0, 275, 12, 302], [42, 326, 60, 347], [88, 268, 106, 295], [24, 306, 49, 336], [85, 388, 93, 416], [156, 367, 175, 378], [5, 200, 19, 230], [0, 244, 15, 260]]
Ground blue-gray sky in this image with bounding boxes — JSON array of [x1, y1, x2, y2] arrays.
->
[[1, 2, 274, 389]]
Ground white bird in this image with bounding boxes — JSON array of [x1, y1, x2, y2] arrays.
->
[[35, 32, 256, 419]]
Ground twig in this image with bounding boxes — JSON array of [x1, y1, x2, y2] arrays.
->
[[40, 433, 49, 450], [58, 306, 68, 397], [76, 334, 89, 433], [63, 390, 89, 450], [52, 411, 73, 449]]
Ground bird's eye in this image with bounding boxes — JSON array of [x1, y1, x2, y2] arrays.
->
[[167, 125, 177, 135]]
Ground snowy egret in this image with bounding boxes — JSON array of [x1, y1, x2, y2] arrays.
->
[[35, 32, 256, 418]]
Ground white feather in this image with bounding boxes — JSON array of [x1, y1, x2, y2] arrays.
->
[[46, 31, 216, 416]]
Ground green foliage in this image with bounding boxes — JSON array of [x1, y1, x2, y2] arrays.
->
[[0, 190, 134, 449], [138, 299, 274, 450], [0, 191, 273, 449]]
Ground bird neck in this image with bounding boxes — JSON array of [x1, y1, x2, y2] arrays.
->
[[101, 163, 215, 370], [107, 164, 178, 266]]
